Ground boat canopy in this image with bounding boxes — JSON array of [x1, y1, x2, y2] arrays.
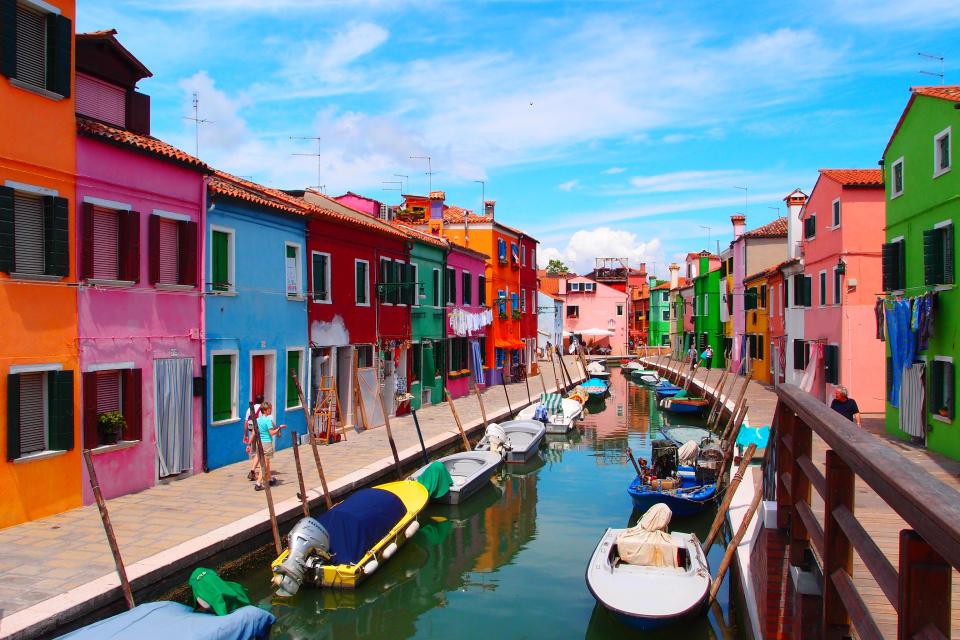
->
[[59, 602, 275, 640], [616, 504, 679, 568], [318, 488, 407, 565], [539, 392, 563, 412], [416, 461, 453, 500]]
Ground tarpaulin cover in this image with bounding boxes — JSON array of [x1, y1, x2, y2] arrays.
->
[[735, 425, 771, 449], [616, 503, 678, 568], [189, 567, 251, 616], [416, 461, 453, 499], [539, 393, 562, 412], [674, 390, 688, 399], [317, 487, 406, 565], [59, 601, 275, 640]]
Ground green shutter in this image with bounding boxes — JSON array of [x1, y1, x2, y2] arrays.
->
[[48, 370, 74, 451], [212, 230, 229, 291], [6, 373, 20, 461], [43, 196, 69, 277], [0, 0, 16, 79], [212, 355, 232, 421], [923, 228, 944, 285], [45, 13, 71, 97], [824, 345, 839, 384], [944, 225, 955, 285], [286, 351, 300, 408], [886, 356, 893, 403], [945, 362, 955, 420], [355, 261, 366, 304], [929, 360, 942, 414], [311, 252, 327, 301], [0, 185, 13, 273]]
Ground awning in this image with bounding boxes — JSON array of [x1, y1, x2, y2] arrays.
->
[[495, 339, 512, 348], [510, 339, 525, 349]]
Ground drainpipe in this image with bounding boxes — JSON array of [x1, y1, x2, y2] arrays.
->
[[200, 178, 211, 472]]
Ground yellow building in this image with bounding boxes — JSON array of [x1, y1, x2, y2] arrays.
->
[[743, 268, 772, 384]]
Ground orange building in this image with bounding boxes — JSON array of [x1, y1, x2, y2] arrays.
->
[[1, 0, 80, 527]]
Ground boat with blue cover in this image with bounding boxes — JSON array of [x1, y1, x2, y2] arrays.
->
[[59, 601, 275, 640], [654, 382, 683, 399], [626, 439, 719, 517], [582, 377, 610, 396]]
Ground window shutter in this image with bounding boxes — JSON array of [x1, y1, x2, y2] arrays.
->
[[80, 202, 94, 279], [804, 276, 813, 307], [286, 351, 300, 407], [945, 362, 955, 420], [212, 355, 232, 422], [15, 192, 44, 274], [793, 340, 805, 370], [119, 211, 140, 282], [45, 13, 70, 97], [6, 373, 20, 460], [882, 242, 896, 291], [0, 185, 13, 272], [122, 368, 142, 440], [0, 0, 16, 79], [92, 206, 120, 280], [824, 345, 839, 384], [14, 2, 44, 88], [311, 253, 326, 301], [886, 356, 893, 402], [43, 196, 69, 277], [928, 360, 942, 414], [379, 259, 388, 301], [944, 225, 955, 285], [178, 220, 197, 286], [148, 214, 160, 284], [48, 370, 74, 451], [923, 228, 943, 285], [125, 90, 150, 136], [82, 371, 98, 448]]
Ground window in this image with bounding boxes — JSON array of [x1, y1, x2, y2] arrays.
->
[[6, 367, 74, 460], [311, 251, 331, 303], [510, 292, 519, 315], [792, 274, 812, 307], [923, 223, 955, 286], [448, 337, 469, 372], [82, 368, 142, 447], [497, 289, 506, 316], [356, 345, 374, 368], [793, 339, 810, 370], [497, 238, 507, 262], [584, 282, 596, 292], [495, 347, 505, 369], [355, 259, 369, 306], [929, 357, 955, 421], [510, 243, 518, 265], [432, 268, 440, 307], [521, 288, 527, 313], [478, 275, 486, 305], [432, 342, 444, 375], [0, 186, 69, 277], [285, 349, 304, 409], [395, 261, 410, 306], [891, 157, 904, 198], [81, 203, 139, 283], [934, 128, 951, 177], [379, 258, 393, 304], [832, 199, 841, 228], [445, 267, 456, 305], [521, 245, 526, 266], [569, 281, 581, 292], [462, 271, 472, 305], [882, 238, 906, 291], [804, 214, 816, 239], [833, 268, 842, 304], [284, 244, 302, 298], [148, 214, 197, 287], [76, 73, 126, 126], [211, 353, 238, 423], [760, 285, 768, 309], [819, 271, 827, 306], [567, 305, 579, 318], [617, 304, 624, 316], [410, 263, 419, 306], [824, 344, 839, 385], [744, 287, 758, 310], [210, 227, 233, 292], [662, 309, 669, 321], [2, 1, 71, 98], [662, 291, 669, 302]]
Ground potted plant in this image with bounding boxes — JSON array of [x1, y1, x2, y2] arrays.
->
[[512, 309, 521, 320], [97, 411, 126, 445], [498, 310, 508, 320]]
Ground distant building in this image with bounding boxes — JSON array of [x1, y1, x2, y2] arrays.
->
[[537, 291, 564, 356], [558, 275, 628, 355]]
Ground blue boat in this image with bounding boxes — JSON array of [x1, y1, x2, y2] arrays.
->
[[582, 377, 610, 396], [627, 477, 717, 517], [59, 601, 275, 639], [654, 383, 683, 400], [659, 397, 709, 415]]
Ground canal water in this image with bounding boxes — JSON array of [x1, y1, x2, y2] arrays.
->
[[234, 370, 746, 639]]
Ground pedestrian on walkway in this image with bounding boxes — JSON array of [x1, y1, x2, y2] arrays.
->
[[254, 402, 285, 491], [243, 395, 263, 481], [830, 386, 862, 427], [700, 345, 714, 370], [687, 345, 698, 371]]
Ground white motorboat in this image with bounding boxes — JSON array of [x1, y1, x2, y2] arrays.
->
[[475, 420, 546, 464], [409, 451, 503, 505], [517, 397, 584, 433], [586, 362, 611, 380]]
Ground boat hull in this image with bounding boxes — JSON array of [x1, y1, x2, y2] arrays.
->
[[517, 399, 582, 434], [409, 451, 503, 505], [659, 398, 708, 415], [627, 478, 717, 517]]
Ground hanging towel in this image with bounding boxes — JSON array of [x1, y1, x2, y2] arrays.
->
[[800, 342, 822, 393], [874, 298, 885, 341], [471, 340, 485, 385], [899, 362, 925, 438]]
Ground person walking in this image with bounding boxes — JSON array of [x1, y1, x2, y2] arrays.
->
[[254, 402, 285, 491], [700, 345, 714, 370], [687, 344, 698, 371], [830, 386, 862, 427], [243, 395, 264, 481]]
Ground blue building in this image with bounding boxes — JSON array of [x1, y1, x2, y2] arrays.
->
[[204, 173, 310, 470]]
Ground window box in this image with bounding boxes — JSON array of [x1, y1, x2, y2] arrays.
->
[[511, 309, 521, 320]]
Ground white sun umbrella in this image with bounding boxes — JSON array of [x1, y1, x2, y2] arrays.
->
[[579, 328, 615, 336]]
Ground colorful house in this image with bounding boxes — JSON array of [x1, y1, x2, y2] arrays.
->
[[537, 290, 563, 355], [203, 173, 310, 470], [559, 276, 627, 354], [881, 86, 960, 459], [679, 281, 695, 356], [648, 279, 671, 347], [1, 0, 78, 527], [799, 169, 885, 409], [780, 190, 809, 385], [767, 260, 791, 385], [691, 251, 725, 368], [444, 241, 491, 400], [743, 267, 774, 383], [75, 31, 209, 499]]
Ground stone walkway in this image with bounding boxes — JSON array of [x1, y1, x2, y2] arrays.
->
[[0, 357, 585, 639]]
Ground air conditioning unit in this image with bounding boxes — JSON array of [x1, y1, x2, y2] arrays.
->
[[379, 204, 388, 219]]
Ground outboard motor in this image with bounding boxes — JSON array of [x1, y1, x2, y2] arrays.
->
[[650, 439, 678, 479], [478, 422, 511, 458], [271, 517, 331, 597], [695, 444, 725, 485]]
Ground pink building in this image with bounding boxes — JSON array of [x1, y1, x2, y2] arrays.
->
[[559, 276, 628, 354], [445, 242, 492, 398], [75, 31, 208, 501], [800, 169, 885, 411]]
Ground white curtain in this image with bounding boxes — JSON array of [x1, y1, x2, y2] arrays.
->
[[899, 363, 925, 438], [800, 343, 822, 393], [156, 357, 194, 477]]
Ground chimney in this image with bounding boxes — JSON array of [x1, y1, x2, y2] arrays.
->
[[783, 189, 808, 260], [484, 200, 496, 217], [731, 214, 746, 240], [429, 190, 445, 220], [669, 263, 679, 289]]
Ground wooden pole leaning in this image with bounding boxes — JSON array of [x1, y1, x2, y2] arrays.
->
[[556, 346, 575, 390], [499, 368, 514, 415], [709, 487, 763, 603], [720, 373, 752, 435], [376, 389, 405, 480], [445, 388, 472, 451], [707, 360, 733, 427], [472, 380, 489, 430], [549, 353, 561, 392], [307, 436, 334, 510], [83, 450, 135, 610], [523, 369, 532, 405], [252, 431, 283, 555], [704, 443, 757, 552], [290, 431, 310, 518], [538, 370, 548, 396]]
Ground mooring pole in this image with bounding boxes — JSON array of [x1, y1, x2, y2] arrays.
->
[[291, 431, 310, 518], [411, 408, 429, 465], [83, 450, 135, 609]]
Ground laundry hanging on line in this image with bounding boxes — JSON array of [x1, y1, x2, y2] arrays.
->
[[448, 308, 494, 337]]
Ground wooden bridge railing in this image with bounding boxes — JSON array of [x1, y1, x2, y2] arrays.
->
[[768, 384, 960, 640]]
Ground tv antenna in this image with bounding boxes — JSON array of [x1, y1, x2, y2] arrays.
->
[[699, 225, 712, 251], [291, 136, 323, 190], [393, 174, 409, 193], [183, 92, 212, 158], [919, 52, 945, 84], [382, 181, 402, 194], [409, 155, 435, 192], [733, 185, 748, 213]]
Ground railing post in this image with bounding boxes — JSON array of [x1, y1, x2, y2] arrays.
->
[[822, 450, 853, 639], [898, 529, 951, 639], [776, 406, 795, 530], [789, 416, 811, 566]]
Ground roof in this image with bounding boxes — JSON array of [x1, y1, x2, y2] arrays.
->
[[652, 281, 671, 291], [446, 239, 490, 261], [539, 290, 563, 302], [741, 217, 787, 239], [392, 222, 448, 249], [77, 117, 208, 171], [76, 29, 152, 80], [819, 168, 883, 187], [884, 86, 960, 158]]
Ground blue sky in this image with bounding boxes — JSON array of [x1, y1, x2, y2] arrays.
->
[[79, 0, 960, 276]]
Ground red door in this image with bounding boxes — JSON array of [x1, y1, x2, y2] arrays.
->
[[252, 355, 265, 401]]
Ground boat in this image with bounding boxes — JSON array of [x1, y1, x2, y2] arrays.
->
[[585, 504, 709, 630], [630, 369, 661, 385], [271, 480, 429, 595], [654, 382, 683, 400], [586, 361, 611, 380], [660, 426, 720, 449], [474, 420, 546, 464], [517, 393, 583, 433], [659, 396, 709, 415], [582, 377, 610, 396], [621, 361, 643, 375], [409, 451, 503, 505], [626, 439, 719, 517], [627, 478, 717, 517], [59, 601, 276, 639]]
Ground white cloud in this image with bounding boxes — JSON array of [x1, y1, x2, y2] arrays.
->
[[558, 179, 579, 192], [602, 167, 626, 174], [628, 170, 748, 194], [539, 227, 664, 275]]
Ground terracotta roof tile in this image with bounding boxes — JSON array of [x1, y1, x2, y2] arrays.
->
[[392, 221, 448, 249], [741, 216, 788, 239], [78, 117, 207, 170], [819, 168, 883, 187], [912, 85, 960, 102]]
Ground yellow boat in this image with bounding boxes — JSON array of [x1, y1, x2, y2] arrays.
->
[[271, 480, 429, 594]]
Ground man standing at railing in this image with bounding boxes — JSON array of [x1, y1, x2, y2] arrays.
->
[[830, 386, 862, 427]]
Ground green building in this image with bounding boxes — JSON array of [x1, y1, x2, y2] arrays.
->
[[648, 278, 672, 346], [692, 251, 725, 368], [882, 85, 958, 459], [408, 232, 447, 410]]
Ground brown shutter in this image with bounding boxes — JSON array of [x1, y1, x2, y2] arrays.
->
[[125, 90, 151, 136], [120, 210, 140, 282], [178, 220, 198, 286], [122, 368, 142, 441], [82, 371, 98, 449], [80, 202, 94, 279], [148, 214, 160, 284]]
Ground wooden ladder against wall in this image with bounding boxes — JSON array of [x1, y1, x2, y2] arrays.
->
[[313, 375, 346, 444]]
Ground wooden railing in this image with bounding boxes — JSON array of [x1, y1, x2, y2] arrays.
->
[[768, 384, 960, 640]]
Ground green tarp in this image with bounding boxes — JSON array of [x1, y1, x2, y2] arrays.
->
[[674, 390, 688, 399], [416, 461, 453, 499], [540, 393, 562, 412], [189, 567, 252, 616]]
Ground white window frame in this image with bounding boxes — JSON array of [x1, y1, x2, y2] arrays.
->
[[934, 126, 951, 178], [462, 269, 471, 306], [432, 267, 441, 308], [617, 304, 624, 316], [210, 349, 240, 426], [310, 250, 332, 304], [891, 157, 904, 199], [445, 266, 456, 306], [285, 347, 306, 410], [248, 349, 277, 412], [932, 355, 954, 423], [354, 259, 370, 307], [584, 282, 596, 292], [831, 198, 841, 229], [521, 245, 527, 266], [819, 270, 827, 307], [284, 242, 303, 300], [569, 282, 581, 292], [209, 225, 236, 295], [394, 259, 407, 307]]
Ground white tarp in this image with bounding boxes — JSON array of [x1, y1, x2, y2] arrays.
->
[[678, 440, 700, 465], [617, 504, 678, 568]]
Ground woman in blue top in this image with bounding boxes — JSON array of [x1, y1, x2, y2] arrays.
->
[[254, 402, 285, 491]]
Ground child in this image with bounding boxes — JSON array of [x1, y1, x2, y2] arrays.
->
[[254, 402, 285, 491]]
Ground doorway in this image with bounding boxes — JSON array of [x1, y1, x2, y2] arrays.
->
[[155, 357, 194, 478], [336, 347, 354, 428], [250, 352, 276, 409]]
